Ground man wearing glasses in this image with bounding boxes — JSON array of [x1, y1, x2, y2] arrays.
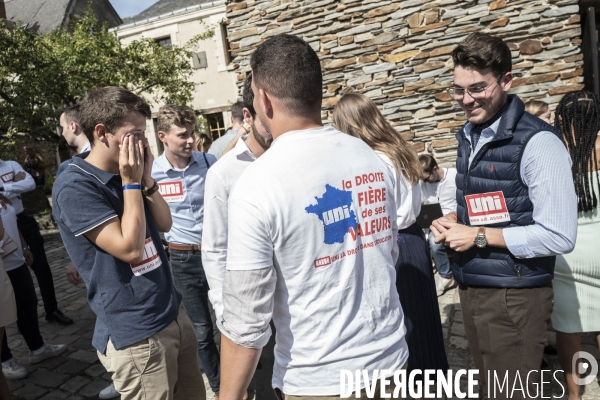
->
[[430, 32, 577, 399]]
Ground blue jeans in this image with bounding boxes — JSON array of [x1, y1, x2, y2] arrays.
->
[[427, 231, 452, 278], [170, 249, 220, 394]]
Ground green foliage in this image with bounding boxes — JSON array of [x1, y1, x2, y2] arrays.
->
[[0, 6, 214, 146]]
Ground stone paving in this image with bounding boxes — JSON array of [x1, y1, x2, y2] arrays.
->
[[4, 231, 600, 399]]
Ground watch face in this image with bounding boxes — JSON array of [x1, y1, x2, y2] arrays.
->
[[474, 234, 487, 248]]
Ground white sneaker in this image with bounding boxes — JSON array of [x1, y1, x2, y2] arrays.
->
[[29, 342, 67, 364], [435, 276, 455, 296], [2, 358, 28, 379], [99, 382, 120, 399]]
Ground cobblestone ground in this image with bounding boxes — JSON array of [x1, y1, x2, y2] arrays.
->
[[4, 231, 600, 399]]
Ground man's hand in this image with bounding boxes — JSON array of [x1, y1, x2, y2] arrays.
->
[[13, 171, 26, 182], [141, 137, 155, 189], [431, 218, 478, 252], [23, 248, 34, 266], [0, 194, 12, 209], [119, 135, 145, 185], [66, 262, 83, 285]]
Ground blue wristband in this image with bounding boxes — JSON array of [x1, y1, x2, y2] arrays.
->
[[122, 184, 142, 191]]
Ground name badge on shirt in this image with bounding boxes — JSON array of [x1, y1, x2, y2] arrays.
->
[[1, 172, 14, 183], [130, 238, 162, 276], [465, 191, 510, 226], [158, 181, 185, 202]]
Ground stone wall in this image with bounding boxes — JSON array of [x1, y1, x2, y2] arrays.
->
[[225, 0, 583, 165]]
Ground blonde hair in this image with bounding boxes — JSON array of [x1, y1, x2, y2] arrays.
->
[[524, 100, 549, 117], [157, 104, 196, 133], [195, 133, 212, 152], [332, 93, 421, 184]]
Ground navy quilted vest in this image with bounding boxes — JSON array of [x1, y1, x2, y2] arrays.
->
[[454, 95, 561, 288]]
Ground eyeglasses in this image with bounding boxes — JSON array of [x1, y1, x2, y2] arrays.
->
[[448, 75, 503, 100], [422, 172, 434, 183]]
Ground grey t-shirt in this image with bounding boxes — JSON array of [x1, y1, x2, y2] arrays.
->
[[207, 129, 238, 159], [52, 155, 181, 353]]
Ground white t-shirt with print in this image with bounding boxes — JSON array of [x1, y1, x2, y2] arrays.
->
[[420, 167, 458, 216], [377, 152, 421, 230], [224, 126, 408, 395]]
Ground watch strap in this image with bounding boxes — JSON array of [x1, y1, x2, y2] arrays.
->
[[142, 180, 159, 196]]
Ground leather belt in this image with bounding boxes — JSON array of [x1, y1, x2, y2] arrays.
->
[[167, 242, 201, 251]]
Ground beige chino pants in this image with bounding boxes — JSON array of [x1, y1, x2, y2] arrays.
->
[[98, 307, 206, 400]]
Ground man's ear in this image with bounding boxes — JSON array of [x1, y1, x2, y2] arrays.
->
[[157, 130, 168, 145], [94, 124, 109, 145], [501, 72, 513, 93], [258, 88, 273, 119], [71, 121, 80, 135], [242, 108, 253, 124]]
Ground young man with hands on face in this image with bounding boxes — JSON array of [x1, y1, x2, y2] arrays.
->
[[53, 87, 205, 399]]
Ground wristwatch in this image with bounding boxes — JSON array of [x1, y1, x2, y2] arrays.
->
[[473, 227, 487, 248], [22, 244, 30, 251]]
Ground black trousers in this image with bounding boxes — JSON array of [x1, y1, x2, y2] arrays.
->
[[1, 265, 45, 362], [16, 212, 57, 315]]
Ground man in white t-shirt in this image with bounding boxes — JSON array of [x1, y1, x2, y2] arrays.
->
[[218, 34, 408, 400], [419, 154, 458, 296], [203, 72, 272, 321]]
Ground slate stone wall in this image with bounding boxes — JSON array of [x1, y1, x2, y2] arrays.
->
[[225, 0, 583, 164]]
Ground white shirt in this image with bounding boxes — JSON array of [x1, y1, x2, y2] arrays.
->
[[81, 142, 91, 153], [202, 135, 256, 320], [463, 119, 577, 258], [0, 204, 26, 271], [219, 126, 408, 396], [0, 160, 36, 214], [377, 152, 421, 229], [420, 168, 458, 216]]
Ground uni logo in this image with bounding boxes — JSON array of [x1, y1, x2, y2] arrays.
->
[[464, 191, 511, 226], [1, 172, 14, 183], [314, 256, 332, 268], [158, 181, 183, 196], [466, 191, 507, 215], [322, 206, 351, 226]]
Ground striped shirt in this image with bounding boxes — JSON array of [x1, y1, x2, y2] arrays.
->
[[463, 119, 577, 259]]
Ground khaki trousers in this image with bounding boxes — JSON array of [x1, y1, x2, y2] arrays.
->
[[98, 307, 205, 400], [459, 283, 553, 400]]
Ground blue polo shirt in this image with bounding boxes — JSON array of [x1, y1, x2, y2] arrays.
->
[[52, 154, 181, 354], [151, 151, 216, 245]]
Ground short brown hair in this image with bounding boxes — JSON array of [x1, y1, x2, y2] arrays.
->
[[419, 154, 438, 174], [230, 101, 244, 123], [452, 32, 512, 78], [250, 34, 322, 116], [61, 103, 81, 125], [157, 104, 196, 134], [79, 87, 151, 146]]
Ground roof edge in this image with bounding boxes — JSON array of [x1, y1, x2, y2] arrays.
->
[[112, 0, 224, 31]]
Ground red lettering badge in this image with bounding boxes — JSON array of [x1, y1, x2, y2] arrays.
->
[[158, 181, 185, 202], [1, 172, 14, 183], [465, 191, 510, 226]]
